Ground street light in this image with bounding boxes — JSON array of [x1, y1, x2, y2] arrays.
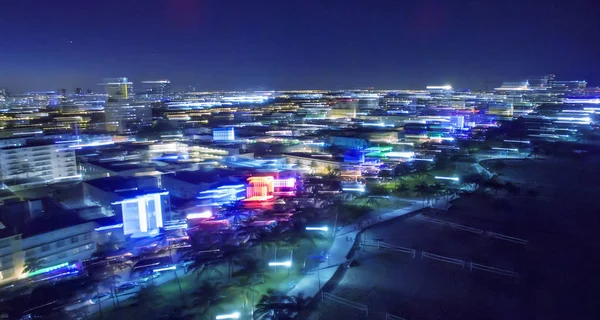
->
[[268, 260, 292, 267], [216, 312, 241, 319], [306, 226, 328, 232], [153, 266, 176, 273], [434, 176, 460, 182]]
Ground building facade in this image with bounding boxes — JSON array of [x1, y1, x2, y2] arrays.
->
[[0, 142, 79, 190]]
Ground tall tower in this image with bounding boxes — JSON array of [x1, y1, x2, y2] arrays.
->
[[101, 77, 147, 133], [101, 77, 133, 100]]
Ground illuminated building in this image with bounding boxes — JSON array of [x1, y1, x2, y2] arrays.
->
[[283, 153, 342, 175], [0, 198, 96, 284], [140, 80, 171, 101], [104, 101, 152, 133], [487, 102, 514, 117], [327, 99, 357, 119], [101, 77, 132, 100], [162, 168, 243, 199], [196, 184, 246, 205], [0, 141, 79, 191], [245, 176, 275, 201], [330, 136, 368, 149], [83, 177, 168, 236], [113, 191, 168, 237], [344, 149, 365, 163], [213, 127, 236, 142], [101, 77, 151, 133]]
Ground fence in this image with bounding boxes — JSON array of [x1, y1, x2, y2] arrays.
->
[[361, 240, 417, 259], [487, 232, 529, 245], [417, 216, 446, 225], [449, 222, 484, 235], [417, 216, 528, 245], [421, 251, 465, 268], [378, 242, 417, 259], [469, 262, 519, 277], [385, 312, 407, 320], [323, 292, 369, 316]]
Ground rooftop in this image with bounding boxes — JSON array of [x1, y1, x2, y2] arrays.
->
[[0, 198, 90, 239]]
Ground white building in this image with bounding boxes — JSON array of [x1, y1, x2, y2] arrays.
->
[[0, 141, 79, 190], [104, 101, 152, 133], [213, 127, 235, 142], [114, 191, 167, 237]]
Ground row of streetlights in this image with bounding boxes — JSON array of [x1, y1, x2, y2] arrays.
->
[[217, 225, 330, 319]]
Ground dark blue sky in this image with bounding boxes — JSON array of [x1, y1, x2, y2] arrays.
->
[[1, 0, 599, 92]]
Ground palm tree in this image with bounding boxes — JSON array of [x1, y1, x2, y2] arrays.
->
[[234, 256, 269, 284], [219, 244, 246, 281], [22, 258, 44, 275], [460, 172, 486, 191], [132, 285, 163, 318], [80, 278, 105, 318], [192, 281, 227, 320], [309, 161, 318, 174], [414, 182, 430, 207], [254, 290, 310, 320], [187, 257, 224, 283], [483, 176, 505, 195], [102, 274, 122, 308], [394, 181, 410, 195], [221, 202, 253, 226], [325, 199, 346, 235], [326, 167, 341, 179], [231, 276, 260, 314]]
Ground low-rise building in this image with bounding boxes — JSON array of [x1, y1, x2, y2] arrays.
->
[[0, 198, 96, 284]]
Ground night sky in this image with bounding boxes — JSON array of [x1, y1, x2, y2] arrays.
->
[[1, 0, 599, 92]]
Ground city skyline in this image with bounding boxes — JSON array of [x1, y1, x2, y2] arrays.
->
[[1, 0, 599, 91]]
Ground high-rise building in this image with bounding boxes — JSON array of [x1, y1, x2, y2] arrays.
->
[[0, 141, 79, 190], [101, 77, 132, 100], [140, 80, 171, 101], [104, 101, 152, 133], [100, 77, 150, 133]]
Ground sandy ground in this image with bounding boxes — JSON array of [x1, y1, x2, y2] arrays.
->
[[310, 156, 600, 320]]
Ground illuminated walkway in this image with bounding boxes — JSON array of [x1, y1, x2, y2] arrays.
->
[[288, 201, 426, 299]]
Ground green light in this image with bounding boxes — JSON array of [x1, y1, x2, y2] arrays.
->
[[26, 262, 70, 278]]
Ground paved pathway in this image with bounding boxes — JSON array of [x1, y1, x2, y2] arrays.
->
[[288, 202, 424, 298]]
